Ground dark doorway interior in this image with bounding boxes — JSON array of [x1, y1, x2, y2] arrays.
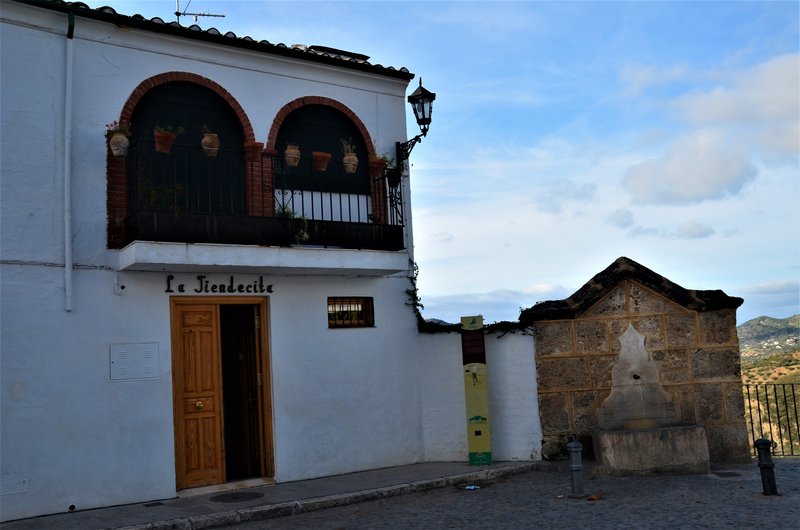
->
[[220, 304, 261, 481]]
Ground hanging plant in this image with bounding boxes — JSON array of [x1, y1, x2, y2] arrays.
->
[[284, 143, 301, 167], [106, 120, 130, 157], [340, 137, 358, 174], [200, 124, 220, 157], [153, 125, 185, 154]]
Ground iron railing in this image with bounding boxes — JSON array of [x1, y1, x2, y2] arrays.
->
[[743, 383, 799, 456], [123, 141, 405, 250]]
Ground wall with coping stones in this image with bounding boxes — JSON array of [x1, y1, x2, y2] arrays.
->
[[520, 257, 750, 464]]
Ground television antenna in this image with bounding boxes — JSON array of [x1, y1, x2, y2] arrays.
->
[[175, 0, 225, 23]]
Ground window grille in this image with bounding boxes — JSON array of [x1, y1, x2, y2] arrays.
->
[[327, 297, 374, 328]]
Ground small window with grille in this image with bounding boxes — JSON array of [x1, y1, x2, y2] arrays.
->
[[327, 297, 374, 328]]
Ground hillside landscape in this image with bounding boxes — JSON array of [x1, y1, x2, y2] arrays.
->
[[738, 314, 800, 384]]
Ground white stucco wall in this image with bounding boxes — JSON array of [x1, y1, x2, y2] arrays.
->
[[0, 3, 411, 269], [0, 266, 424, 520], [1, 3, 422, 521], [419, 330, 542, 462]]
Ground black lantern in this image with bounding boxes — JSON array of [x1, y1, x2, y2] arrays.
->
[[408, 79, 436, 137], [396, 79, 436, 164]]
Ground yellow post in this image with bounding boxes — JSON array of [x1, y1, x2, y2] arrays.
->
[[460, 315, 491, 465]]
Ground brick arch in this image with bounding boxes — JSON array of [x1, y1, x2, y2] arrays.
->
[[107, 72, 260, 248], [265, 96, 389, 224], [119, 72, 255, 142], [266, 96, 375, 158]]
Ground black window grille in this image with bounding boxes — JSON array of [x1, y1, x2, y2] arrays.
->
[[327, 297, 374, 328]]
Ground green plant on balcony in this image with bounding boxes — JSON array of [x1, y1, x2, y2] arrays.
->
[[134, 170, 185, 217], [295, 216, 310, 244], [276, 203, 295, 218]]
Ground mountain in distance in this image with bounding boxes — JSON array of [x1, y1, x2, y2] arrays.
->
[[738, 314, 799, 384]]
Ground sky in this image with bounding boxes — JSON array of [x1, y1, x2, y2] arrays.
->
[[84, 0, 799, 325]]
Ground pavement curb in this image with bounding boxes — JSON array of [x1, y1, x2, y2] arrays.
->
[[115, 462, 539, 530]]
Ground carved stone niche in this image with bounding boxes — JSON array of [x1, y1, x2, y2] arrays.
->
[[594, 323, 709, 475], [597, 323, 679, 429]]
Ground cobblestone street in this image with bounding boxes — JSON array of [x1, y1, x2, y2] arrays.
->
[[231, 460, 800, 529]]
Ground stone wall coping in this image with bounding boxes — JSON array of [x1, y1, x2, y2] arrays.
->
[[520, 256, 743, 323]]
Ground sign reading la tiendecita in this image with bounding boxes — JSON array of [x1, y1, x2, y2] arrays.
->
[[460, 315, 491, 466], [165, 274, 274, 294]]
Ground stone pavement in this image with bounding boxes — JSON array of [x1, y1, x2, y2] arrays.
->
[[1, 459, 798, 530], [246, 459, 800, 529]]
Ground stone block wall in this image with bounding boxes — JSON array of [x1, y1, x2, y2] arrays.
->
[[521, 258, 750, 463]]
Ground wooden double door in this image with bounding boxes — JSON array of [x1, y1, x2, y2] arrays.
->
[[170, 297, 273, 490]]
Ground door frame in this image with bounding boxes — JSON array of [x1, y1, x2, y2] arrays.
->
[[170, 296, 274, 490]]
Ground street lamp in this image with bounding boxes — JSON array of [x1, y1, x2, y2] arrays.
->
[[395, 79, 436, 166]]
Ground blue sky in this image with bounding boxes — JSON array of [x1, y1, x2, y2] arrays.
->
[[86, 1, 799, 325]]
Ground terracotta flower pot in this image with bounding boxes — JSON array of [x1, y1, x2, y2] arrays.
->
[[108, 132, 129, 157], [388, 169, 401, 188], [154, 130, 177, 153], [284, 146, 301, 167], [201, 133, 220, 157], [342, 153, 358, 174], [312, 151, 331, 172]]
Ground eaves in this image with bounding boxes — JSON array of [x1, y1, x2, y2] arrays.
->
[[12, 0, 416, 81]]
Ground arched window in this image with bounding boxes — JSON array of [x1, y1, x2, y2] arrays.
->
[[127, 82, 246, 218], [273, 105, 370, 221]]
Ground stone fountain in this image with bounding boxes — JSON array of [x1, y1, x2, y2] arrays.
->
[[593, 323, 710, 474]]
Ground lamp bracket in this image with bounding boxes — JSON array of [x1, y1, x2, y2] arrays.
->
[[396, 133, 424, 163]]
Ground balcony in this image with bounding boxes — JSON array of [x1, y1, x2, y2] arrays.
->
[[122, 142, 405, 252]]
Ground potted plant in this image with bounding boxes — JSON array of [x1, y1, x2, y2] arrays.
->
[[294, 216, 310, 244], [276, 203, 295, 218], [284, 143, 301, 167], [340, 138, 358, 174], [153, 125, 185, 153], [106, 120, 130, 157], [378, 154, 401, 188], [311, 151, 332, 172], [200, 124, 220, 157]]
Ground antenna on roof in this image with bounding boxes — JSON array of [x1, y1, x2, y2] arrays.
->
[[175, 0, 225, 24]]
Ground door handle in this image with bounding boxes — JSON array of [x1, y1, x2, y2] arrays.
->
[[194, 401, 204, 410]]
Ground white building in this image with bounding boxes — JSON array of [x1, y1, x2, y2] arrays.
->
[[0, 1, 540, 521]]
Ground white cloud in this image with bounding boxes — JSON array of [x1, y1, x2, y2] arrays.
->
[[674, 221, 714, 239], [621, 54, 797, 205], [622, 130, 757, 204], [429, 232, 454, 244], [606, 207, 634, 228], [674, 53, 800, 159], [419, 284, 571, 324], [534, 180, 596, 214], [620, 63, 689, 96], [628, 225, 660, 238], [675, 54, 798, 127], [738, 280, 800, 321]]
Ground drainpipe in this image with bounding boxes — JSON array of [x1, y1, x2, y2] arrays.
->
[[63, 12, 75, 312]]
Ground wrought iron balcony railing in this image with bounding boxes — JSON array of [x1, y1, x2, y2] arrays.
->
[[122, 142, 405, 251]]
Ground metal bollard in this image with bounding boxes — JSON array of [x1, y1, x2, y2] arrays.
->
[[754, 438, 778, 496], [567, 437, 587, 499]]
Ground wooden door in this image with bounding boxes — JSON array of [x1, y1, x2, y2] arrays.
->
[[171, 303, 225, 489]]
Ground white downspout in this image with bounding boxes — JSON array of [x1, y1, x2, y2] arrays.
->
[[64, 12, 75, 312]]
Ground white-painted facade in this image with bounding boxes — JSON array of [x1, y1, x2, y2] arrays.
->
[[0, 1, 541, 522]]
